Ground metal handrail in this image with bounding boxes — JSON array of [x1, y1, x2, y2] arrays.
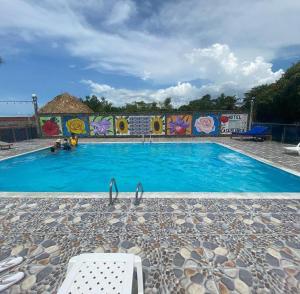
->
[[149, 133, 152, 143], [109, 178, 118, 205], [134, 182, 144, 205]]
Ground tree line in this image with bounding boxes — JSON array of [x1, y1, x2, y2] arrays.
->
[[81, 62, 300, 123]]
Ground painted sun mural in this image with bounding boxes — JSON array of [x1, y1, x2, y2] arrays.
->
[[89, 115, 114, 136], [40, 116, 62, 137], [166, 115, 192, 135]]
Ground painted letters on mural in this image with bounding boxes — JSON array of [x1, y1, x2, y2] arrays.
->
[[62, 116, 89, 137], [220, 114, 248, 135], [40, 116, 62, 136], [89, 115, 114, 136], [151, 115, 165, 135], [192, 114, 220, 136], [167, 115, 192, 135]]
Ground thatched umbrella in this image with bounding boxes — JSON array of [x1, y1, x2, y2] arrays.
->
[[39, 92, 94, 114]]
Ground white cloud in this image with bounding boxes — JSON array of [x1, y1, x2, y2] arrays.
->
[[106, 0, 136, 25], [82, 43, 283, 106], [0, 0, 296, 105]]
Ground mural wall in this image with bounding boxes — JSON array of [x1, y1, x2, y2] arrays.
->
[[151, 115, 165, 135], [115, 116, 129, 136], [89, 115, 114, 136], [129, 116, 151, 135], [62, 115, 89, 137], [166, 115, 192, 135], [220, 114, 248, 135], [40, 116, 62, 137], [40, 112, 248, 137], [192, 114, 220, 136]]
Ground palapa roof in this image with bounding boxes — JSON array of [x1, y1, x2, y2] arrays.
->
[[39, 92, 94, 114]]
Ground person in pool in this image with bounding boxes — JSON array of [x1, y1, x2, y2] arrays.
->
[[62, 138, 71, 150], [50, 139, 62, 152], [69, 133, 78, 147]]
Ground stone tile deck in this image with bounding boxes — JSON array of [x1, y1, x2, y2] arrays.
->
[[0, 138, 299, 293], [0, 198, 299, 293]]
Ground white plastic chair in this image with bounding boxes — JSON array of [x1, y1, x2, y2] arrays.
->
[[284, 143, 300, 155], [57, 253, 144, 294]]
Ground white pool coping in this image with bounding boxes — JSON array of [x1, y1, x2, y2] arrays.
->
[[0, 141, 299, 199], [0, 192, 300, 199]]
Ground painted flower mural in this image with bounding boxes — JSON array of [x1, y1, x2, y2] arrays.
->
[[192, 114, 220, 136], [151, 116, 165, 135], [89, 116, 113, 136], [195, 116, 215, 134], [40, 116, 62, 136], [66, 118, 86, 135], [115, 116, 129, 135], [62, 116, 89, 137], [167, 115, 192, 135]]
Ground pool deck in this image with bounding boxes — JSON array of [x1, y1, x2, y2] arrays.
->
[[0, 138, 299, 293]]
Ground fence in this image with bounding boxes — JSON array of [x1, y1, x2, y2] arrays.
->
[[38, 112, 249, 138], [252, 122, 300, 144], [0, 126, 38, 143]]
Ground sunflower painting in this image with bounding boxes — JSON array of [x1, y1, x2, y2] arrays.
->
[[89, 115, 114, 136], [115, 116, 129, 135], [167, 115, 192, 135], [150, 115, 165, 135], [62, 115, 89, 137]]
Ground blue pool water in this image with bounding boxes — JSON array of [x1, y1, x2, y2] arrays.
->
[[0, 143, 300, 192]]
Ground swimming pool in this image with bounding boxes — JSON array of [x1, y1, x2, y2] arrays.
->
[[0, 143, 300, 192]]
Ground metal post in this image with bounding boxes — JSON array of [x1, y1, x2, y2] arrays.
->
[[32, 94, 41, 137], [248, 98, 254, 130]]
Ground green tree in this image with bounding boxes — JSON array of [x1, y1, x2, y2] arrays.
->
[[244, 61, 300, 123], [81, 95, 113, 113], [160, 97, 173, 111]]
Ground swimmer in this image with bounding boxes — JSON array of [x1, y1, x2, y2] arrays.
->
[[62, 138, 71, 151], [69, 133, 78, 147]]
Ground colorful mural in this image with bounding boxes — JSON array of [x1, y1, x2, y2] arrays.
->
[[192, 114, 220, 136], [151, 115, 165, 135], [115, 116, 129, 136], [62, 116, 89, 137], [89, 115, 114, 136], [167, 115, 192, 135], [128, 116, 151, 135], [220, 114, 248, 135], [40, 116, 62, 137]]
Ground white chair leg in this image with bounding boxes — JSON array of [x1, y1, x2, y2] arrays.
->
[[134, 256, 144, 294]]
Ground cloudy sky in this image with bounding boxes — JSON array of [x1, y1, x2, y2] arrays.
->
[[0, 0, 300, 115]]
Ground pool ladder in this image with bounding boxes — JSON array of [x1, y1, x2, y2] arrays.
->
[[108, 178, 143, 205], [142, 134, 152, 143], [109, 178, 118, 205]]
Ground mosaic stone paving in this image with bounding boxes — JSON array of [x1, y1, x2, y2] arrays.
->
[[0, 197, 299, 293]]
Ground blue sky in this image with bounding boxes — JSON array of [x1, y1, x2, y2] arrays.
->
[[0, 0, 300, 115]]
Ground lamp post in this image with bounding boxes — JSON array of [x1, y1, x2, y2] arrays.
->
[[248, 97, 255, 130], [32, 94, 41, 137]]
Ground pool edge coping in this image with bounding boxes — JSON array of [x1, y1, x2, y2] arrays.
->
[[0, 192, 300, 199], [216, 142, 300, 178]]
